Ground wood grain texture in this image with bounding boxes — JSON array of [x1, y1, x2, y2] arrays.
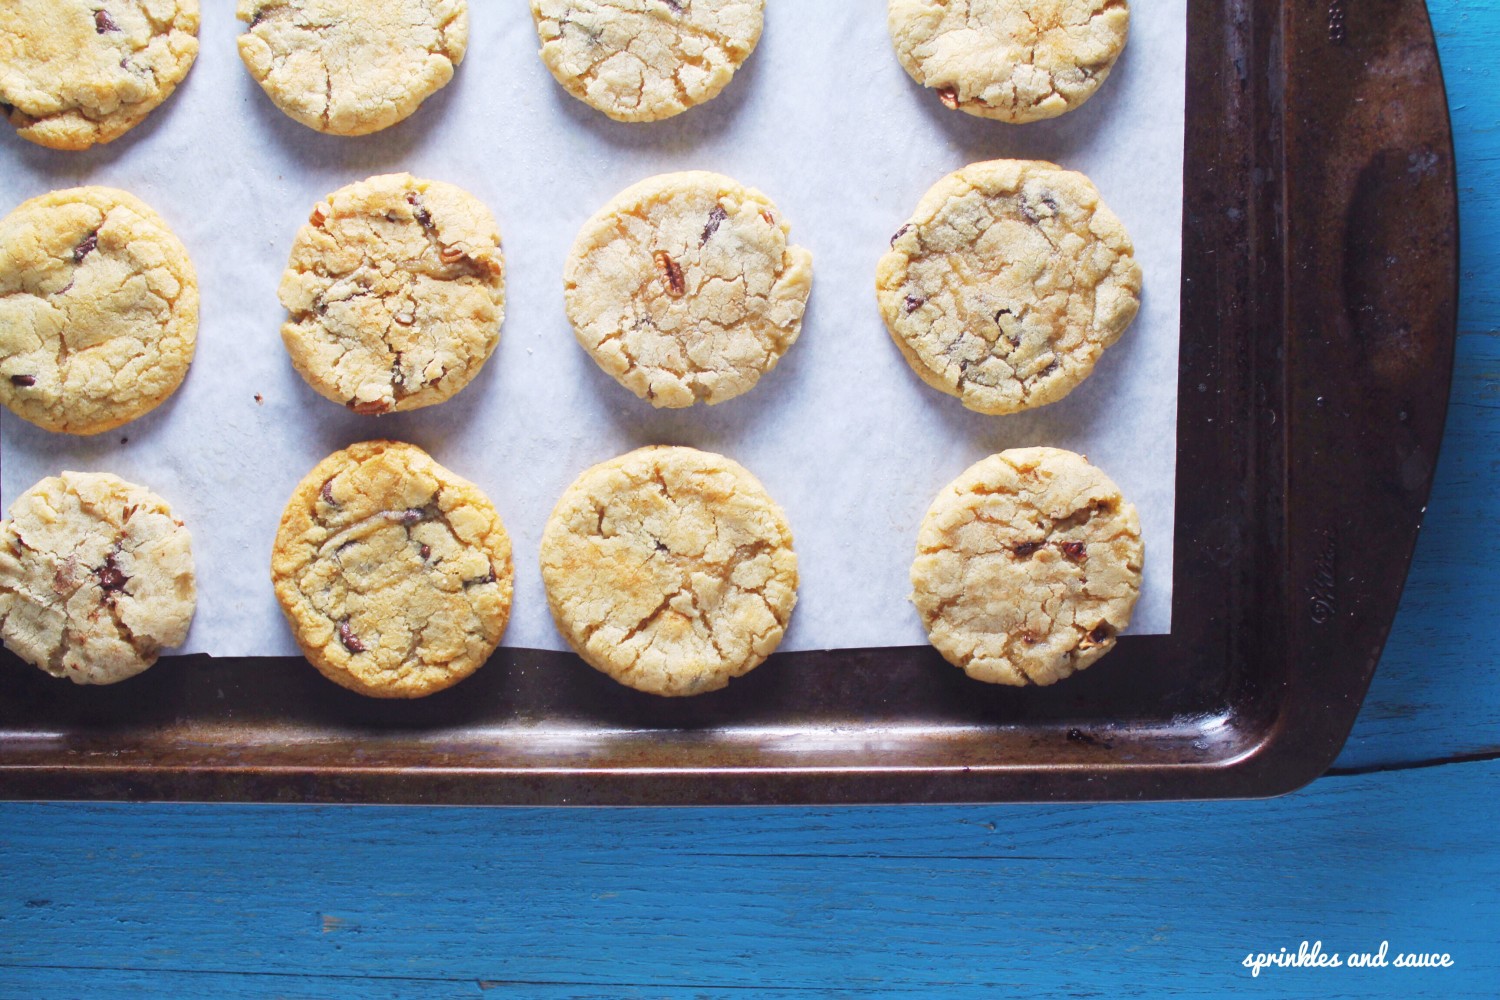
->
[[0, 0, 1495, 995], [1, 761, 1497, 998], [1431, 1, 1499, 328], [1334, 333, 1500, 770]]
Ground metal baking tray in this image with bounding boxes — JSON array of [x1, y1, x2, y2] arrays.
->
[[0, 0, 1458, 804]]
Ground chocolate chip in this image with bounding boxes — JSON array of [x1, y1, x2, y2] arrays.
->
[[254, 393, 265, 404], [73, 231, 98, 263], [1019, 200, 1040, 225], [95, 10, 120, 33], [904, 295, 925, 314], [654, 251, 686, 297], [419, 544, 431, 560], [1041, 193, 1060, 214], [660, 0, 683, 11], [9, 374, 36, 387], [1012, 541, 1042, 558], [96, 560, 127, 593], [337, 620, 366, 654], [464, 572, 497, 588], [701, 205, 728, 246], [390, 508, 426, 525], [937, 87, 960, 110], [1085, 623, 1114, 646], [890, 224, 911, 248], [320, 480, 336, 505], [1060, 541, 1087, 562], [1040, 360, 1060, 377], [405, 191, 433, 229]]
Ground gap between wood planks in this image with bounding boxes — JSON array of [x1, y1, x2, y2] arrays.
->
[[1325, 748, 1500, 777], [0, 962, 914, 994]]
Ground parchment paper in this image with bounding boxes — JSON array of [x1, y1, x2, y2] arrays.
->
[[0, 2, 1185, 657]]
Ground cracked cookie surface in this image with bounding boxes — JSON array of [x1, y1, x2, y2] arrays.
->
[[877, 159, 1140, 415], [0, 472, 196, 685], [888, 0, 1129, 124], [912, 447, 1141, 686], [237, 0, 467, 136], [0, 187, 198, 435], [271, 440, 513, 699], [279, 173, 504, 416], [0, 0, 199, 150], [531, 0, 763, 122], [566, 172, 812, 408], [541, 446, 797, 697]]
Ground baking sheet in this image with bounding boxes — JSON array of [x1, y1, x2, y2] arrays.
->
[[0, 2, 1184, 658]]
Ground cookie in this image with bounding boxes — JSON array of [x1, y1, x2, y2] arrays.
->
[[278, 173, 504, 416], [271, 441, 513, 699], [887, 0, 1129, 124], [565, 172, 812, 408], [0, 187, 199, 435], [877, 159, 1141, 415], [0, 0, 200, 150], [540, 446, 797, 697], [237, 0, 467, 136], [0, 472, 196, 685], [911, 447, 1142, 687], [531, 0, 763, 122]]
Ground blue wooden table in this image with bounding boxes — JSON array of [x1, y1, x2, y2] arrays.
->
[[3, 3, 1497, 996]]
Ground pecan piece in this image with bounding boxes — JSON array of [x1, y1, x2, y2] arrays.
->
[[654, 251, 686, 297]]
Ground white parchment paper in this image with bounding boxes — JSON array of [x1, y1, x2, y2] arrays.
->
[[0, 2, 1185, 657]]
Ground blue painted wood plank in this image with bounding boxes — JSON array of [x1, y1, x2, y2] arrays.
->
[[2, 761, 1497, 997], [1431, 0, 1500, 329], [1335, 332, 1500, 769]]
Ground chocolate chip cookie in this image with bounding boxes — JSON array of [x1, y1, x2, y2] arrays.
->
[[0, 472, 196, 685], [0, 186, 198, 435], [0, 0, 200, 150], [278, 173, 504, 415], [888, 0, 1129, 124], [237, 0, 467, 136], [565, 171, 812, 408], [531, 0, 763, 122], [877, 159, 1141, 415], [540, 446, 797, 697], [271, 440, 513, 698], [911, 447, 1142, 686]]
